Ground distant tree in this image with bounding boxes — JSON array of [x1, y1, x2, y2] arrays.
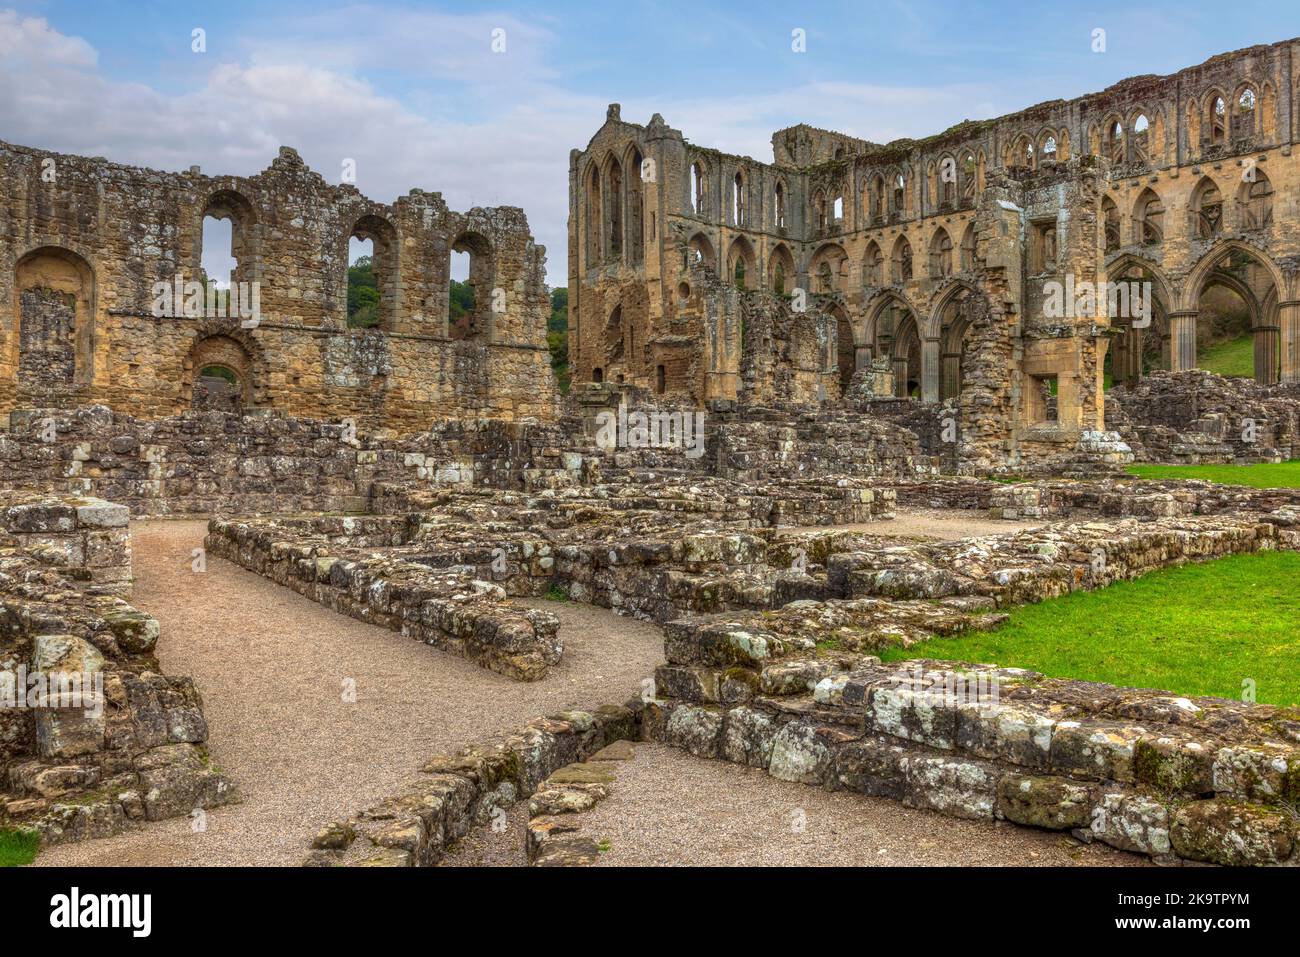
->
[[547, 286, 569, 392], [347, 256, 380, 328]]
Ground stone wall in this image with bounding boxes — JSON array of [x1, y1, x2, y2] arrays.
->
[[1, 140, 558, 429], [205, 515, 563, 681], [647, 512, 1300, 866], [1107, 370, 1300, 463], [0, 494, 236, 848], [303, 701, 643, 866]]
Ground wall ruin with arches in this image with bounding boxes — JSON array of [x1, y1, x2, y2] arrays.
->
[[568, 39, 1300, 471], [0, 141, 558, 429]]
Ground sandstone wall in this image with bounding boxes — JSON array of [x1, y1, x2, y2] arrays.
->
[[0, 140, 558, 429]]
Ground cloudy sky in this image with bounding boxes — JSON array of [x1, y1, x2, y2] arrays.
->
[[0, 0, 1291, 284]]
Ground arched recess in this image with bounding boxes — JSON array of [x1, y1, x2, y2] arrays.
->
[[768, 243, 795, 295], [1237, 168, 1274, 232], [931, 283, 988, 402], [831, 302, 856, 395], [604, 303, 625, 370], [809, 242, 848, 294], [447, 230, 493, 341], [625, 144, 645, 265], [1133, 188, 1164, 245], [186, 333, 255, 411], [585, 162, 603, 266], [727, 235, 756, 289], [604, 154, 624, 260], [14, 245, 96, 392], [1190, 175, 1225, 240], [1183, 242, 1285, 384], [863, 240, 885, 288], [1104, 257, 1173, 388], [1101, 195, 1121, 253], [891, 235, 913, 283], [349, 214, 398, 330], [928, 228, 953, 279]]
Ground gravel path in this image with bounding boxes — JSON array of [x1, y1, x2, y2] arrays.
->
[[37, 520, 664, 867], [442, 743, 1147, 868], [584, 744, 1145, 867], [786, 508, 1045, 541]]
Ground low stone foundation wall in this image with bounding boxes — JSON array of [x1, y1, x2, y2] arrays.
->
[[205, 517, 563, 681], [649, 640, 1300, 866], [303, 701, 643, 866]]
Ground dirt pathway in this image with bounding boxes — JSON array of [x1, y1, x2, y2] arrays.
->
[[37, 521, 664, 866]]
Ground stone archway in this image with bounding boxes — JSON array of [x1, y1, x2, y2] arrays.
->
[[186, 334, 254, 411]]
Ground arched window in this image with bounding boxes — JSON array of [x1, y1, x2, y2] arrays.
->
[[872, 175, 886, 222], [606, 158, 623, 258], [939, 156, 956, 207], [1042, 136, 1057, 162], [1106, 121, 1124, 164], [892, 174, 906, 216], [1236, 88, 1257, 138], [733, 171, 745, 226], [961, 153, 977, 204], [350, 214, 397, 330], [448, 231, 492, 340], [627, 148, 645, 265], [690, 161, 706, 215], [587, 166, 602, 264], [1131, 114, 1150, 163], [1210, 96, 1226, 144], [774, 181, 786, 229], [833, 194, 844, 221]]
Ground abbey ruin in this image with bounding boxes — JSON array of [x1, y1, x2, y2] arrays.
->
[[0, 142, 556, 429], [568, 38, 1300, 472], [2, 37, 1300, 871]]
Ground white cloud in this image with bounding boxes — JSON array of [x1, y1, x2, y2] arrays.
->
[[0, 8, 1000, 286]]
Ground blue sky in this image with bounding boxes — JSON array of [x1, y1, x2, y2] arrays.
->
[[1, 0, 1295, 283]]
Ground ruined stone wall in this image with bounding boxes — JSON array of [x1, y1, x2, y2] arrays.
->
[[1107, 369, 1300, 462], [0, 141, 558, 429], [0, 494, 236, 848], [569, 38, 1300, 474]]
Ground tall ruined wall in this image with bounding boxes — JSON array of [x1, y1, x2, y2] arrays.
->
[[568, 37, 1300, 473], [0, 141, 557, 429]]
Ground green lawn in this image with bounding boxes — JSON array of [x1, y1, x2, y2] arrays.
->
[[0, 829, 39, 867], [1199, 334, 1256, 379], [879, 551, 1300, 706], [1127, 460, 1300, 488]]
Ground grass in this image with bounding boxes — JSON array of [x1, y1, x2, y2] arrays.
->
[[543, 584, 569, 602], [879, 551, 1300, 706], [0, 829, 39, 867], [1199, 334, 1256, 379], [1127, 460, 1300, 488]]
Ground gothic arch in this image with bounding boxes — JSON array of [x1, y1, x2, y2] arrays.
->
[[768, 243, 795, 294], [726, 235, 756, 289]]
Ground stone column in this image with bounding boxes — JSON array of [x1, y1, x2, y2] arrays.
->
[[921, 337, 941, 403], [1280, 301, 1300, 384], [1167, 311, 1198, 371], [1254, 323, 1280, 385]]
